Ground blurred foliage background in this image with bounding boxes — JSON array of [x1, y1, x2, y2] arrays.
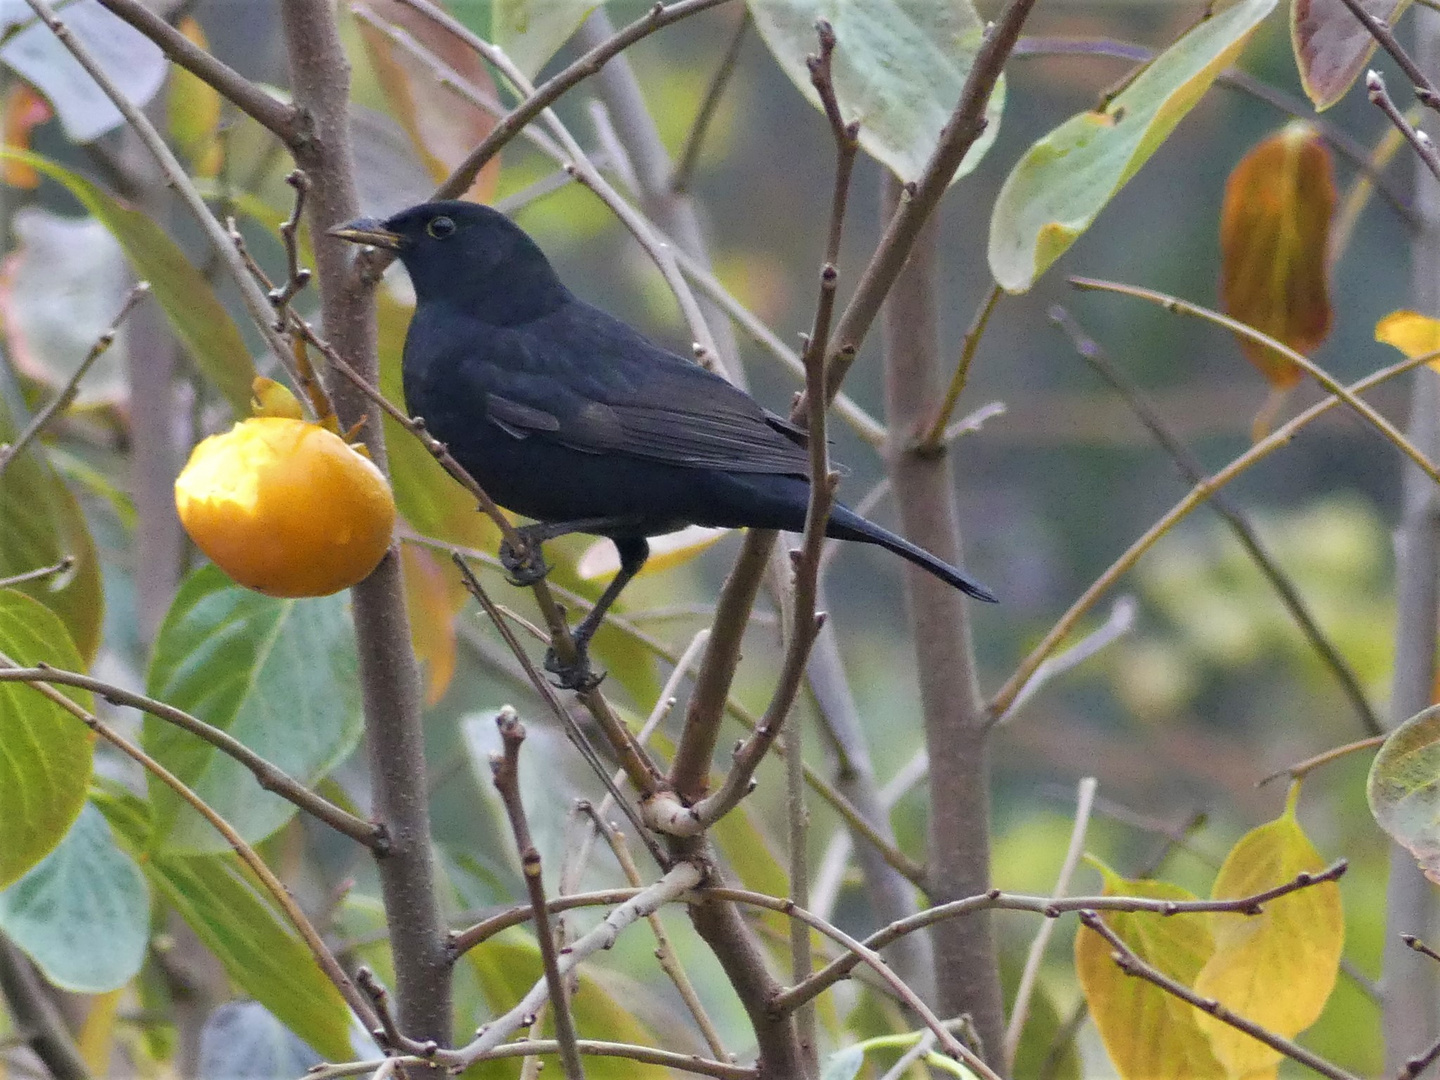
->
[[0, 0, 1418, 1074]]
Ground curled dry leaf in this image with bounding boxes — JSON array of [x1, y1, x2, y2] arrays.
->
[[1293, 0, 1411, 111], [1219, 122, 1336, 392], [355, 0, 500, 205]]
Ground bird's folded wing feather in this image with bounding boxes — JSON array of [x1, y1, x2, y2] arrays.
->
[[480, 311, 812, 476]]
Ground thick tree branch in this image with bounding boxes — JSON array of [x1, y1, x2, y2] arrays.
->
[[0, 936, 92, 1080], [879, 175, 1003, 1054], [276, 0, 451, 1051], [94, 0, 305, 142]]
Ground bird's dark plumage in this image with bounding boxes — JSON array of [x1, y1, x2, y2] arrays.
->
[[333, 200, 994, 686]]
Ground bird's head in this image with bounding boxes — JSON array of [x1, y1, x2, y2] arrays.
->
[[330, 201, 568, 322]]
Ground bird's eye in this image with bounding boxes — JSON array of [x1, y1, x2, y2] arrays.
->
[[426, 216, 456, 239]]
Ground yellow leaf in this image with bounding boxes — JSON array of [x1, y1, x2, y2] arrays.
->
[[577, 525, 730, 581], [250, 376, 304, 420], [1220, 123, 1336, 391], [1075, 860, 1226, 1080], [77, 989, 122, 1074], [1376, 310, 1440, 374], [1193, 785, 1343, 1078], [167, 17, 223, 178], [401, 544, 464, 706]]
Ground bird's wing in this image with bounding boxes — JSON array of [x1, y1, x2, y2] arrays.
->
[[480, 309, 813, 476]]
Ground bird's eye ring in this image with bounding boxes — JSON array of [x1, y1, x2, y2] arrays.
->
[[426, 216, 456, 239]]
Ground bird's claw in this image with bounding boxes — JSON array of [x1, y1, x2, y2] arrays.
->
[[499, 536, 549, 587], [544, 645, 605, 691]]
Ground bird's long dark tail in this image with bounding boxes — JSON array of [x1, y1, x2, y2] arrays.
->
[[824, 504, 997, 603]]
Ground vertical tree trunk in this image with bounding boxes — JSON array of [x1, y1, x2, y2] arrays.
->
[[878, 175, 1003, 1055], [277, 0, 452, 1053], [1383, 15, 1440, 1070]]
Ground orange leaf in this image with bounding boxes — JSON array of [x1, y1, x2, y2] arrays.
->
[[401, 544, 464, 706], [1219, 123, 1336, 390], [356, 0, 500, 203], [1, 85, 53, 189]]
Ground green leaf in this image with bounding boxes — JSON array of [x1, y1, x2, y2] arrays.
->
[[0, 802, 148, 992], [1369, 704, 1440, 883], [94, 788, 353, 1061], [145, 565, 362, 853], [0, 590, 94, 889], [449, 0, 597, 80], [0, 147, 256, 412], [749, 0, 1003, 183], [0, 397, 104, 664], [988, 0, 1276, 292]]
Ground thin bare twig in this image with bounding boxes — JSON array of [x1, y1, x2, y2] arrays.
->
[[491, 711, 585, 1080], [1259, 734, 1390, 787], [700, 887, 1001, 1080], [1405, 935, 1440, 965], [1051, 304, 1383, 736], [920, 283, 1003, 450], [0, 652, 383, 1036], [818, 0, 1039, 404], [1369, 71, 1440, 186], [429, 0, 734, 202], [670, 9, 749, 194], [578, 805, 730, 1061], [1003, 777, 1097, 1071], [773, 861, 1348, 1013], [0, 665, 383, 848], [0, 283, 149, 476], [1399, 1035, 1440, 1080], [1079, 911, 1359, 1080], [452, 557, 666, 867], [305, 1040, 755, 1080], [1334, 0, 1440, 110], [0, 557, 73, 591], [0, 937, 93, 1080], [447, 863, 705, 1066], [93, 0, 302, 141], [988, 343, 1440, 722], [1071, 277, 1440, 487]]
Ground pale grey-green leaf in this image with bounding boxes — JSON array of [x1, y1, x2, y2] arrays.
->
[[748, 0, 1003, 182], [0, 803, 148, 992], [146, 566, 362, 853]]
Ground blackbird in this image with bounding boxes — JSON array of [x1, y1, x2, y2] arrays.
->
[[332, 200, 994, 687]]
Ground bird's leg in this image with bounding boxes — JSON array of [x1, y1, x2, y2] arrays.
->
[[498, 517, 634, 586], [545, 537, 650, 691]]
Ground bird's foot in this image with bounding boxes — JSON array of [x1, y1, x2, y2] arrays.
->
[[499, 535, 549, 587], [544, 645, 605, 691]]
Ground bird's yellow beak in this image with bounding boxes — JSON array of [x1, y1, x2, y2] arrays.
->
[[328, 218, 405, 251]]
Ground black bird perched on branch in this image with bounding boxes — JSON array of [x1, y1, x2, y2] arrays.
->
[[333, 200, 994, 687]]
